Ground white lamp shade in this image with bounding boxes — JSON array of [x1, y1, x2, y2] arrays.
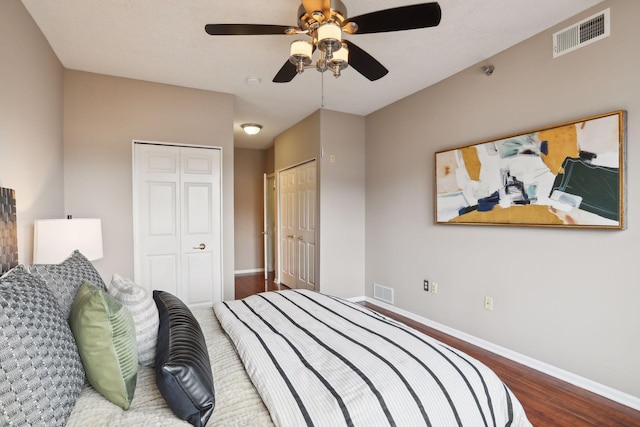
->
[[33, 218, 103, 264]]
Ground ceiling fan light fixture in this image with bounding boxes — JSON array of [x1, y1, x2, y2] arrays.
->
[[289, 40, 313, 73], [206, 0, 442, 83], [317, 22, 342, 59], [241, 123, 262, 135], [328, 42, 349, 77]]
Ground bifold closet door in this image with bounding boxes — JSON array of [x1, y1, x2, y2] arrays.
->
[[133, 142, 222, 307], [278, 160, 316, 291]]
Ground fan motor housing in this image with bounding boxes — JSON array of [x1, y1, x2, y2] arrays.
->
[[297, 0, 348, 30]]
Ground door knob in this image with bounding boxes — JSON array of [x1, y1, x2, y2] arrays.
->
[[193, 243, 206, 250], [297, 236, 303, 241]]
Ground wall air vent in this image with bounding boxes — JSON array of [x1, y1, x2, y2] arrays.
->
[[373, 283, 394, 304], [553, 8, 610, 58]]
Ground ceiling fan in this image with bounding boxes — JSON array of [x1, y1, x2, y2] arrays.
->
[[205, 1, 441, 83]]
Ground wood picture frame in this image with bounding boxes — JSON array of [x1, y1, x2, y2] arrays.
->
[[435, 110, 626, 229]]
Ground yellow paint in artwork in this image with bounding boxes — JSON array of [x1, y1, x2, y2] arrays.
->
[[538, 125, 580, 174], [449, 205, 564, 225], [436, 150, 462, 194], [460, 147, 481, 181]]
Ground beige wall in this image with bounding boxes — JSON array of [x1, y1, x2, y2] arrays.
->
[[365, 0, 640, 399], [265, 145, 275, 175], [63, 71, 236, 299], [0, 0, 64, 264], [274, 109, 365, 298], [234, 148, 267, 272], [319, 110, 366, 298], [274, 111, 321, 172]]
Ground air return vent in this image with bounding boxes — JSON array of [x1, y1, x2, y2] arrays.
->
[[553, 8, 610, 58], [373, 283, 394, 304]]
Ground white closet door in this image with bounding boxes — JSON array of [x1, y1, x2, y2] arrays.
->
[[279, 167, 297, 287], [278, 160, 316, 290], [180, 147, 222, 305], [296, 161, 316, 290], [134, 142, 222, 306]]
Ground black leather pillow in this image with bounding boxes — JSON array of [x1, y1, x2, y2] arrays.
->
[[153, 291, 215, 427]]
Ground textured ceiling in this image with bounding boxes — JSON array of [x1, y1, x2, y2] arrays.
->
[[22, 0, 604, 149]]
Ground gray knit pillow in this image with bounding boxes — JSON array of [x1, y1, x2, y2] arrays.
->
[[109, 274, 159, 366], [0, 267, 85, 426], [30, 250, 106, 319]]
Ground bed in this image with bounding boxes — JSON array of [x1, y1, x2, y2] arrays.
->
[[65, 288, 532, 426], [213, 289, 532, 427], [2, 249, 531, 426]]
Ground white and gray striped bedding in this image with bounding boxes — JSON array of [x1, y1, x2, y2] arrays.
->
[[214, 290, 533, 427]]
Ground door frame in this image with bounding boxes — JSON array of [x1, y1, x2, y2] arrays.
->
[[276, 158, 319, 290], [131, 140, 224, 301], [263, 173, 276, 282]]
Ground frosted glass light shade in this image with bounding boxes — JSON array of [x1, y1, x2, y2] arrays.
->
[[241, 123, 262, 135], [33, 218, 103, 264], [317, 22, 342, 54], [290, 40, 313, 61], [331, 42, 349, 64]]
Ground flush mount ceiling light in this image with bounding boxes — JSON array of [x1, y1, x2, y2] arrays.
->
[[205, 1, 442, 83], [241, 123, 262, 135]]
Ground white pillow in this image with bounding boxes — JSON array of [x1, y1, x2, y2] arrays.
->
[[109, 274, 159, 366]]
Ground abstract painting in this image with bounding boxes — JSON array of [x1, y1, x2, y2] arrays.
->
[[435, 111, 625, 229], [1, 187, 18, 272]]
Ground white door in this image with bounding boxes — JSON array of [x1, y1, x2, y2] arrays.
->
[[295, 162, 316, 290], [263, 174, 276, 280], [133, 142, 222, 307], [279, 168, 297, 287], [278, 160, 316, 290]]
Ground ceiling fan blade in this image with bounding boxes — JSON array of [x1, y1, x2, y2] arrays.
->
[[344, 2, 442, 34], [344, 40, 388, 81], [273, 61, 298, 83], [205, 24, 292, 36]]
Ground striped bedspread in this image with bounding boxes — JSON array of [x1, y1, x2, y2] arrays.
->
[[213, 290, 532, 427]]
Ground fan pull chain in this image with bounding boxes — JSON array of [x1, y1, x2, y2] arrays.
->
[[321, 71, 326, 108]]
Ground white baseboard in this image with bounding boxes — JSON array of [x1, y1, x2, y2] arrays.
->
[[361, 296, 640, 412], [234, 268, 265, 275]]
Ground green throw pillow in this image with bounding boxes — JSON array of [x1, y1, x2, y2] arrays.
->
[[69, 281, 138, 410]]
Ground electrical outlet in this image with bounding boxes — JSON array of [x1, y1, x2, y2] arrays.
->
[[431, 282, 438, 294], [423, 280, 429, 292], [484, 296, 494, 311]]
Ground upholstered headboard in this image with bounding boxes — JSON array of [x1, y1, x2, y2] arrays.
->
[[0, 187, 18, 273]]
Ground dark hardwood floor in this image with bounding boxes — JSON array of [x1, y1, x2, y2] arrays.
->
[[235, 271, 285, 300], [235, 273, 640, 426]]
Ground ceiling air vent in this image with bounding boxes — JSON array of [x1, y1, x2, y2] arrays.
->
[[553, 8, 610, 58]]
